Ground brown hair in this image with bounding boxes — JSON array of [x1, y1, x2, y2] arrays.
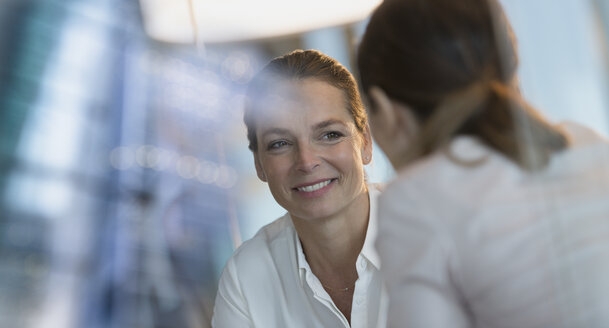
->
[[244, 49, 367, 152], [357, 0, 567, 170]]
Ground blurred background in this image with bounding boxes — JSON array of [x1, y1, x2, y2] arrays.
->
[[0, 0, 607, 327]]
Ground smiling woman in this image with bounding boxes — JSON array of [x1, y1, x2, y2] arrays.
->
[[252, 79, 370, 222], [212, 49, 387, 327]]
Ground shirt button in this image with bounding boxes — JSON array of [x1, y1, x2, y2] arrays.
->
[[355, 297, 365, 305]]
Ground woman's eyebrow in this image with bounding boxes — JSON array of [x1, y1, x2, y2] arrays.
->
[[261, 128, 290, 139], [312, 119, 346, 131]]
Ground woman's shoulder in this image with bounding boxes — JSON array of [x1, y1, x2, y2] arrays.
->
[[545, 121, 609, 177], [229, 213, 297, 268], [219, 213, 300, 297], [559, 121, 609, 150], [380, 136, 522, 221], [387, 137, 511, 193]]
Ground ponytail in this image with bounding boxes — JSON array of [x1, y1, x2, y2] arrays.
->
[[405, 80, 569, 170]]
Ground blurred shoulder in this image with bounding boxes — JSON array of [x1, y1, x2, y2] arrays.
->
[[379, 136, 525, 223], [559, 121, 609, 148], [386, 137, 512, 193], [558, 121, 609, 150], [549, 121, 609, 177]]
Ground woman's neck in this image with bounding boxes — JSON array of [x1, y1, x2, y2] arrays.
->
[[292, 190, 370, 275]]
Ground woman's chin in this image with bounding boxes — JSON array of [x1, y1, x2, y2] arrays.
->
[[289, 206, 337, 223]]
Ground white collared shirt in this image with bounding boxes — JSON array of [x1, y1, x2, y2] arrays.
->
[[377, 122, 609, 328], [212, 185, 387, 328]]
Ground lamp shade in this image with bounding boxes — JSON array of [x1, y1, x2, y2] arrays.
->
[[139, 0, 381, 43]]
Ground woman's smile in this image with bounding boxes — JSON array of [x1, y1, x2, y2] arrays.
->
[[252, 78, 372, 221], [293, 178, 338, 198]]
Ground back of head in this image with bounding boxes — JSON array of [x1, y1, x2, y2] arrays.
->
[[358, 0, 567, 170], [244, 49, 367, 152]]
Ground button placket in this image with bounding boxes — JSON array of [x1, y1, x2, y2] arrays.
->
[[351, 285, 368, 328], [311, 272, 350, 327], [355, 296, 365, 306]]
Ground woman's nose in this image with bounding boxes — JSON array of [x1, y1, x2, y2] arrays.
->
[[295, 143, 321, 173]]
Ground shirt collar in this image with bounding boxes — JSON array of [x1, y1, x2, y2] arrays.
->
[[294, 222, 309, 287], [293, 183, 384, 286], [361, 184, 382, 269]]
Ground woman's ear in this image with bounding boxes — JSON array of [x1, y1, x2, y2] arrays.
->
[[253, 153, 267, 182], [367, 86, 419, 169], [368, 86, 397, 132], [368, 86, 407, 143]]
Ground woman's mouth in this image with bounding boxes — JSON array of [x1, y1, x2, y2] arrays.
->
[[293, 178, 337, 195]]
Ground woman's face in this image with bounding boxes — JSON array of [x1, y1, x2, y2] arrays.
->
[[252, 78, 372, 221]]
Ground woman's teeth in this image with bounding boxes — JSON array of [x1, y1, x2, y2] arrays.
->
[[297, 179, 332, 192]]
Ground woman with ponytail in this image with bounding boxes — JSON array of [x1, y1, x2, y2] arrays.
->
[[357, 0, 609, 326]]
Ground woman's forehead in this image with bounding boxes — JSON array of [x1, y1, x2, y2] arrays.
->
[[260, 78, 339, 103], [253, 79, 353, 124]]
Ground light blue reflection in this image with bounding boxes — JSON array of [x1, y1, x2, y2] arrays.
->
[[501, 0, 609, 136]]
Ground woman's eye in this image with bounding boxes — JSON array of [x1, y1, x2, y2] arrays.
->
[[322, 131, 343, 141], [268, 140, 289, 150]]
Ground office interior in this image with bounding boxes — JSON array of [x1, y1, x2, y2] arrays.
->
[[0, 0, 608, 327]]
